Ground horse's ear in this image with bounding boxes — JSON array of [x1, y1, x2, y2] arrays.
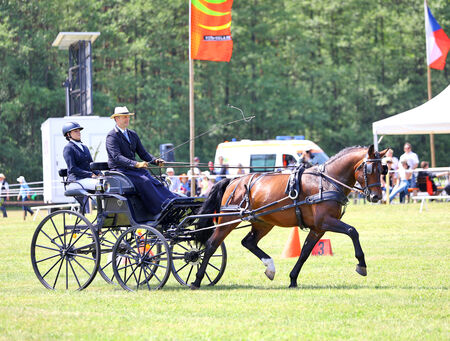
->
[[379, 148, 389, 158], [368, 144, 375, 156]]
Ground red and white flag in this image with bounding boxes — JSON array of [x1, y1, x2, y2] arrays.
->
[[424, 0, 450, 70]]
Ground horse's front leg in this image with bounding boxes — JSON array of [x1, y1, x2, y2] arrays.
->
[[321, 216, 367, 276], [289, 230, 324, 288]]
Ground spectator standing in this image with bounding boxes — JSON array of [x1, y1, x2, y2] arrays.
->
[[0, 173, 9, 218], [215, 156, 228, 182], [199, 171, 214, 196], [17, 176, 34, 220], [385, 148, 399, 171], [389, 160, 412, 203], [179, 174, 191, 196], [399, 142, 419, 188], [166, 168, 181, 193], [236, 163, 245, 175], [380, 157, 395, 201]]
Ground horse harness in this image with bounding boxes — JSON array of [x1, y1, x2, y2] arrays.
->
[[217, 153, 386, 230]]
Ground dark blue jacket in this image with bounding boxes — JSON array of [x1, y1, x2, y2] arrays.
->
[[63, 141, 99, 182], [106, 126, 156, 170]]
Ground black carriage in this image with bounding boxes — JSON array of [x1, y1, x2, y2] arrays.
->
[[30, 162, 227, 291]]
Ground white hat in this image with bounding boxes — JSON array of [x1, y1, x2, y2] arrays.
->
[[17, 176, 25, 183], [166, 168, 175, 173], [0, 173, 5, 179], [202, 171, 210, 177], [110, 106, 135, 119]]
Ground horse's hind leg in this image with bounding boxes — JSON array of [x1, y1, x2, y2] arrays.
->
[[289, 230, 324, 288], [241, 222, 275, 280], [190, 223, 237, 290]]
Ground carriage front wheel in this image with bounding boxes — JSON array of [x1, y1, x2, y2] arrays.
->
[[171, 240, 227, 287], [30, 210, 100, 290], [112, 225, 171, 291]]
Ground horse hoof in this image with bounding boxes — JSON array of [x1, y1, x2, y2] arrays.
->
[[356, 265, 367, 276], [189, 283, 200, 290], [265, 269, 275, 280], [289, 283, 297, 289]]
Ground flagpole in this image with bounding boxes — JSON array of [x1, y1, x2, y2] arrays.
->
[[425, 0, 437, 167], [189, 0, 196, 195]]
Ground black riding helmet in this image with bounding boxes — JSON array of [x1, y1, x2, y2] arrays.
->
[[62, 122, 84, 140]]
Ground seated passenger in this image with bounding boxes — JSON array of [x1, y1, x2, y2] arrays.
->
[[106, 106, 176, 215], [62, 122, 100, 191]]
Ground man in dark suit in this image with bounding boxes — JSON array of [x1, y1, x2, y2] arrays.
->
[[106, 106, 176, 215]]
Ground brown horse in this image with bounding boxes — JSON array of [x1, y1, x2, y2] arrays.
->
[[191, 145, 387, 289]]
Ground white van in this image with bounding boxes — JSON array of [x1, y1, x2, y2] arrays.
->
[[214, 138, 329, 175]]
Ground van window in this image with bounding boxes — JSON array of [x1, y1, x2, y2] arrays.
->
[[250, 154, 276, 172], [282, 154, 296, 168]]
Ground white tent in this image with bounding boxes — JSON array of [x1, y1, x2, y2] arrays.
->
[[373, 84, 450, 155], [373, 84, 450, 138]]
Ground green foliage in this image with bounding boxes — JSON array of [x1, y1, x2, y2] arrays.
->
[[0, 0, 449, 180]]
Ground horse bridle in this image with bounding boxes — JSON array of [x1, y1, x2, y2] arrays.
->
[[354, 152, 387, 197]]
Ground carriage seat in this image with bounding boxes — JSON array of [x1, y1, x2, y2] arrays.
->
[[58, 168, 96, 197]]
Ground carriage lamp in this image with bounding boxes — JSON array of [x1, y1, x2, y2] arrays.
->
[[95, 179, 110, 193]]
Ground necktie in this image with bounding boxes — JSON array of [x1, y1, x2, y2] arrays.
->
[[123, 130, 130, 143]]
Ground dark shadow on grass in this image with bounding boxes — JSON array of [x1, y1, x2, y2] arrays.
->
[[160, 283, 449, 291]]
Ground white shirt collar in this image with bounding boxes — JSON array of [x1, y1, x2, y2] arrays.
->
[[116, 125, 128, 134], [71, 140, 84, 151]]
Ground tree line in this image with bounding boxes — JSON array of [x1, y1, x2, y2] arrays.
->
[[0, 0, 449, 182]]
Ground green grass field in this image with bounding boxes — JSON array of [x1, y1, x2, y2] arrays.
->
[[0, 203, 448, 340]]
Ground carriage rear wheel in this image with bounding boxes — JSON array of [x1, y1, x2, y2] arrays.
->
[[30, 210, 100, 290], [112, 225, 171, 291], [171, 240, 227, 287]]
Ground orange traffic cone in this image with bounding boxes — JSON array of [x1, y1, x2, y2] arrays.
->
[[281, 226, 302, 258]]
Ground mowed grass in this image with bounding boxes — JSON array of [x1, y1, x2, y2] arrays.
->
[[0, 203, 448, 340]]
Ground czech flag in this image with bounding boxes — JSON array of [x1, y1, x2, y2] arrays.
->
[[191, 0, 233, 62], [424, 1, 450, 70]]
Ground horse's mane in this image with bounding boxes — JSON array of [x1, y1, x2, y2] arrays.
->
[[325, 145, 366, 165]]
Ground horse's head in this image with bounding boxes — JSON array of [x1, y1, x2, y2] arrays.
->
[[354, 145, 388, 203]]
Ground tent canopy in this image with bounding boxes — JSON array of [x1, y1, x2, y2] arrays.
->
[[372, 84, 450, 136]]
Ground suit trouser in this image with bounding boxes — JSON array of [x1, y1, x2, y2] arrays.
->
[[117, 168, 176, 215]]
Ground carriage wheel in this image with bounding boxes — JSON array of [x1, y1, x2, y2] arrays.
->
[[171, 240, 227, 287], [112, 226, 171, 291], [97, 226, 128, 284], [30, 210, 100, 290]]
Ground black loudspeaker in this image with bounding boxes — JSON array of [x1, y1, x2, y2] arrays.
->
[[159, 143, 175, 162]]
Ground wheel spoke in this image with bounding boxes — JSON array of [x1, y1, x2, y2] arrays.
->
[[68, 259, 81, 288], [72, 255, 95, 276], [206, 262, 221, 272], [53, 257, 65, 289], [185, 265, 194, 284], [42, 256, 63, 280], [49, 216, 65, 246], [35, 244, 61, 252], [36, 253, 61, 264]]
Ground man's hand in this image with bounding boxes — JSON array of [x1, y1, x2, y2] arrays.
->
[[154, 158, 165, 167], [135, 161, 149, 168]]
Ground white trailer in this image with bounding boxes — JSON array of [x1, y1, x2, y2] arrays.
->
[[41, 116, 115, 203]]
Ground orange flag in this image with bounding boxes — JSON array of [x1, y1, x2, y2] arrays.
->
[[191, 0, 233, 62]]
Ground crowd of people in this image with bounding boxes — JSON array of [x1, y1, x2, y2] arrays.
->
[[0, 173, 35, 220], [380, 142, 450, 203], [165, 155, 233, 197]]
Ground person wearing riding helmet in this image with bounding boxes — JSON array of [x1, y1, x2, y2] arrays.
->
[[62, 122, 100, 191], [106, 106, 176, 216]]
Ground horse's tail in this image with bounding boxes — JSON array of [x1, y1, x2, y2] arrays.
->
[[195, 178, 232, 244]]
